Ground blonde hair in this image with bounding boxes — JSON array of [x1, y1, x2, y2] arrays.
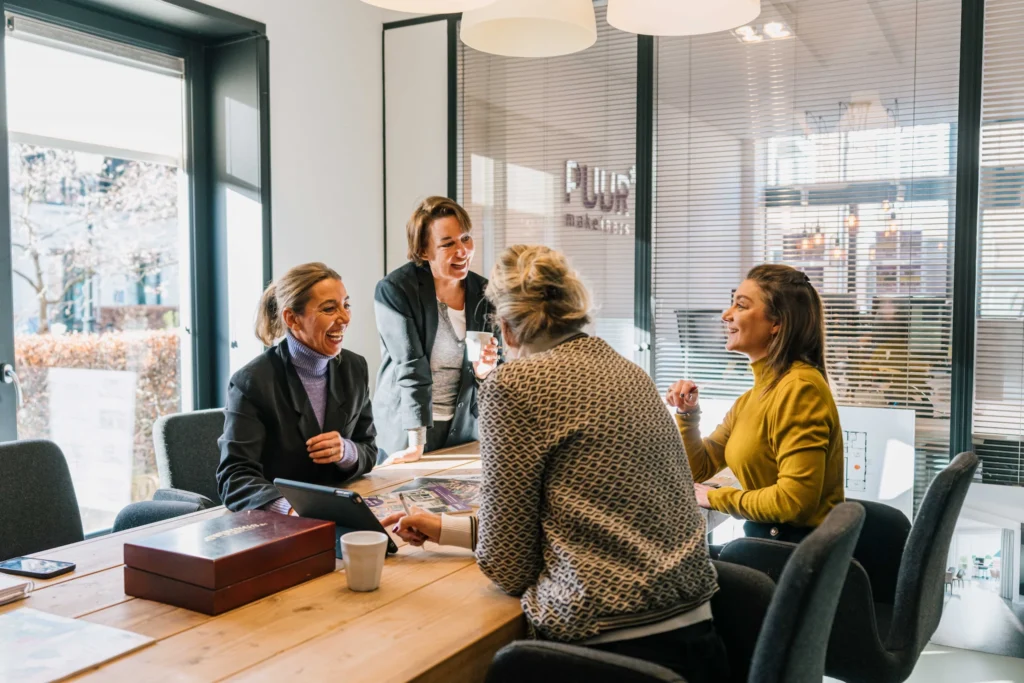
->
[[486, 245, 591, 345], [406, 196, 472, 266], [255, 262, 342, 346]]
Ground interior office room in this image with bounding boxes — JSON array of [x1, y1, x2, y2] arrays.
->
[[1, 0, 1024, 681]]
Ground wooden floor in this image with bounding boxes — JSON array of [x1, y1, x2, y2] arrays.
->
[[1, 442, 526, 682]]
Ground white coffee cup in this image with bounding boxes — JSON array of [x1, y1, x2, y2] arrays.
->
[[340, 531, 388, 592], [465, 331, 494, 363]]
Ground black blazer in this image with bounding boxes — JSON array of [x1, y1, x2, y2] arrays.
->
[[216, 341, 377, 511], [373, 261, 493, 455]]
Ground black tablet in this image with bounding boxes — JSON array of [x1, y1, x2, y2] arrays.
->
[[273, 478, 399, 556]]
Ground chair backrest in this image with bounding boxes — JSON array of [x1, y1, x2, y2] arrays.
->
[[0, 440, 84, 561], [851, 500, 912, 606], [886, 451, 979, 665], [153, 409, 225, 503], [749, 502, 866, 683], [485, 641, 683, 683], [710, 560, 776, 683]]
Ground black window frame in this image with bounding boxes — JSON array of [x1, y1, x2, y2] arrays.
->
[[0, 0, 273, 411]]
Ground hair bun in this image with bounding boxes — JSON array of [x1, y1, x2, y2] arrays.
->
[[543, 284, 561, 301]]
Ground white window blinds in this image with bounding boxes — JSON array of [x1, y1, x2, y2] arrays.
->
[[458, 7, 638, 361], [973, 0, 1024, 484], [652, 0, 962, 506]]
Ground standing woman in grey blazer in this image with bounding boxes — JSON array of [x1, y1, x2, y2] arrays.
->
[[373, 197, 499, 463]]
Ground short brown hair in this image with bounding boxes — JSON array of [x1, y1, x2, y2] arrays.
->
[[745, 263, 827, 391], [255, 262, 341, 346], [406, 196, 472, 266], [486, 244, 591, 345]]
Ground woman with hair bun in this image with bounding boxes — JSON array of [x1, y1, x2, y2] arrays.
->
[[383, 245, 723, 681], [216, 262, 377, 514]]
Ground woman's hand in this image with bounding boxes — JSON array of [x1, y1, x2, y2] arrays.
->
[[381, 510, 442, 546], [693, 483, 714, 509], [666, 380, 700, 413], [473, 337, 500, 379], [386, 444, 425, 464], [307, 432, 344, 464]]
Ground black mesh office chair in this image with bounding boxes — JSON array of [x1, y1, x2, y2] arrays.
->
[[721, 451, 979, 683]]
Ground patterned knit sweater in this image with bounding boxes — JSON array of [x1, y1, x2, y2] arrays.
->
[[473, 336, 718, 642]]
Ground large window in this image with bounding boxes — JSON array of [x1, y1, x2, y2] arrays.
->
[[5, 18, 187, 533], [973, 0, 1024, 485], [652, 0, 962, 508], [458, 7, 637, 360]]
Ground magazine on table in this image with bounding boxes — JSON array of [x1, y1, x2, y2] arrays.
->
[[364, 476, 481, 520], [702, 468, 740, 490], [0, 608, 154, 682]]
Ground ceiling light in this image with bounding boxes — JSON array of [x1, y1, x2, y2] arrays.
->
[[461, 0, 596, 58], [741, 32, 764, 42], [607, 0, 760, 36], [734, 25, 756, 38], [762, 21, 790, 38], [360, 0, 497, 11]]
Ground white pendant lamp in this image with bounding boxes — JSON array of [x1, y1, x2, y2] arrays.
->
[[607, 0, 761, 37], [461, 0, 597, 58], [360, 0, 497, 12]]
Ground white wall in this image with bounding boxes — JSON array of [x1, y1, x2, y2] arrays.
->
[[201, 0, 388, 373], [384, 20, 448, 274]]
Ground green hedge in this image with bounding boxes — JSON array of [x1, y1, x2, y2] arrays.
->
[[15, 330, 182, 501]]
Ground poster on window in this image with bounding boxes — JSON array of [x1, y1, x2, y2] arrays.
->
[[696, 399, 916, 518], [48, 368, 137, 515]]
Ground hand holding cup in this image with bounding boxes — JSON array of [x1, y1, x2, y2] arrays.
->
[[468, 332, 498, 379]]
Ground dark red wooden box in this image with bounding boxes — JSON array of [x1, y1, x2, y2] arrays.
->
[[123, 510, 336, 615]]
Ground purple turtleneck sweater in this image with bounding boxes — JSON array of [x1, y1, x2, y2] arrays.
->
[[263, 332, 357, 516]]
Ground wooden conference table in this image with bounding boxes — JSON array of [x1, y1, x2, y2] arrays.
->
[[3, 441, 729, 682]]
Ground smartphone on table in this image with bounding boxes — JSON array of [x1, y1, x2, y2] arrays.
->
[[0, 556, 76, 579]]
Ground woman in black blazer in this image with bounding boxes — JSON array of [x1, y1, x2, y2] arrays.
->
[[373, 197, 499, 463], [216, 262, 377, 513]]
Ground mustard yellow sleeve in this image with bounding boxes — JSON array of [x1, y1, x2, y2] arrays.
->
[[676, 405, 734, 484], [708, 380, 831, 525]]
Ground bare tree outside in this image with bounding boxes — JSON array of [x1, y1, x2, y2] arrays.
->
[[8, 143, 179, 334]]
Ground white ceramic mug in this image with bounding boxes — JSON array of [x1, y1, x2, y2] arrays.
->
[[465, 331, 494, 363], [340, 531, 388, 592]]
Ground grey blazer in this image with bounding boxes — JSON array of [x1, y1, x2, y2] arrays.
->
[[216, 342, 377, 511], [373, 261, 494, 455]]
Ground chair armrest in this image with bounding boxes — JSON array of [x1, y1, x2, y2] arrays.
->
[[486, 641, 684, 683], [153, 488, 216, 509], [718, 537, 799, 583]]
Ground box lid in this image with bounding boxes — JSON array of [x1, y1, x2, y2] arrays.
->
[[123, 510, 335, 590]]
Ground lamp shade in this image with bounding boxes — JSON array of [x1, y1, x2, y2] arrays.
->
[[607, 0, 761, 36], [361, 0, 496, 12], [460, 0, 597, 58]]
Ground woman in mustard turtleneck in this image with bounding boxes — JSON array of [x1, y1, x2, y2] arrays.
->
[[666, 264, 844, 542]]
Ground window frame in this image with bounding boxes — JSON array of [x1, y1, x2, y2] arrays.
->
[[0, 0, 273, 412]]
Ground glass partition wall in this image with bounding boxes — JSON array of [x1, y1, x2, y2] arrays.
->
[[458, 6, 638, 361], [651, 0, 962, 507], [457, 0, 965, 509]]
